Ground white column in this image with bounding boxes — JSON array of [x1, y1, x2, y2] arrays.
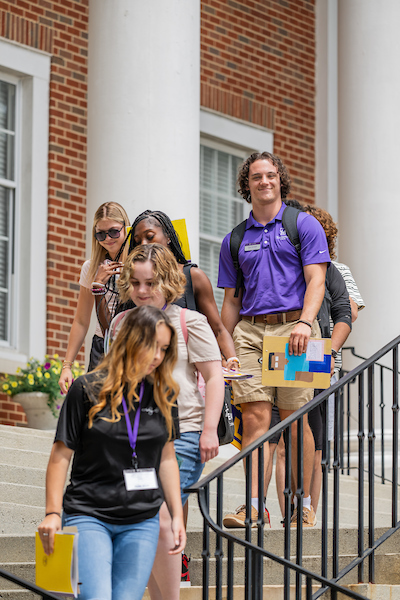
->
[[338, 0, 400, 358], [85, 0, 200, 364], [87, 0, 200, 258], [315, 0, 338, 221]]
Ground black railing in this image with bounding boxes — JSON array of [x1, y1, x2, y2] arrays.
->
[[341, 346, 400, 484], [0, 567, 61, 599], [187, 334, 400, 600]]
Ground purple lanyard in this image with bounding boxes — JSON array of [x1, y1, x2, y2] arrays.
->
[[121, 381, 145, 470]]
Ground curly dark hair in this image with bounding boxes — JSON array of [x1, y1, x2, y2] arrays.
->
[[305, 205, 338, 260], [237, 152, 292, 203]]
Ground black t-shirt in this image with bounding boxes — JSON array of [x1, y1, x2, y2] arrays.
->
[[56, 372, 178, 524]]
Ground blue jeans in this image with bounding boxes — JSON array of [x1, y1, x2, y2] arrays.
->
[[63, 513, 159, 600], [174, 431, 204, 504]]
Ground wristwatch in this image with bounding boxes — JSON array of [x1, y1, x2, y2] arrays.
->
[[331, 349, 338, 359]]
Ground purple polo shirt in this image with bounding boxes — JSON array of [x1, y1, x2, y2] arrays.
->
[[218, 204, 330, 316]]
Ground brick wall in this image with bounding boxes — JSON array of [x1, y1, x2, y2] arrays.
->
[[200, 0, 316, 204], [0, 0, 88, 426]]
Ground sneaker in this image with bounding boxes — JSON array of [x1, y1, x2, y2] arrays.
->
[[290, 506, 317, 528], [181, 553, 191, 587], [223, 505, 272, 528]]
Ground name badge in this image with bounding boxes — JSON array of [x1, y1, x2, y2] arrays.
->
[[244, 243, 261, 252], [123, 468, 159, 491]]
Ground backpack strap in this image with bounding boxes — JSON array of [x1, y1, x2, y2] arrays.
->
[[180, 308, 188, 344], [182, 264, 197, 310], [229, 219, 247, 298], [282, 205, 302, 259]]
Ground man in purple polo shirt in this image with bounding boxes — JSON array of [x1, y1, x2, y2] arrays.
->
[[218, 151, 330, 528]]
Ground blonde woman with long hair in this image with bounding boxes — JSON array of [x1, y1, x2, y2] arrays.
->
[[38, 306, 186, 600], [110, 244, 225, 600], [59, 202, 131, 393]]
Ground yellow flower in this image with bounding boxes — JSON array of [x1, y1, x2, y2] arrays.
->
[[29, 379, 34, 385], [2, 383, 9, 391], [37, 366, 42, 372], [53, 354, 59, 359], [44, 372, 50, 379], [7, 390, 12, 395], [11, 382, 18, 388], [73, 361, 79, 368], [37, 372, 43, 378], [16, 367, 21, 374]]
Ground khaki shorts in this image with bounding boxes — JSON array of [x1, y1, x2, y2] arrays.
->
[[232, 318, 321, 411]]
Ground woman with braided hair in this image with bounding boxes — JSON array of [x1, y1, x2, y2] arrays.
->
[[58, 202, 131, 394], [128, 210, 238, 371]]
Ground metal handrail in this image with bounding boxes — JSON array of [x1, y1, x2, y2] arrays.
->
[[0, 567, 61, 599], [187, 333, 400, 600], [342, 346, 400, 375]]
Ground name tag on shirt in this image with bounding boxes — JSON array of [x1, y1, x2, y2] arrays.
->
[[244, 243, 261, 252], [123, 468, 159, 491]]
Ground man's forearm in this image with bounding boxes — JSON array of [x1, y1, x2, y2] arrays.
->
[[300, 279, 326, 324], [331, 322, 351, 352]]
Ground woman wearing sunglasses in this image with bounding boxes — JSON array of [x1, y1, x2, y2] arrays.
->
[[59, 202, 131, 394]]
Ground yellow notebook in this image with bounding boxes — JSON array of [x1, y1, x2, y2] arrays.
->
[[35, 528, 79, 597]]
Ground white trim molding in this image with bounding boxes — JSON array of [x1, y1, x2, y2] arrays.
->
[[0, 39, 50, 375]]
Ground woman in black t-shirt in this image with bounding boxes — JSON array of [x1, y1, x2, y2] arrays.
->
[[38, 306, 186, 600]]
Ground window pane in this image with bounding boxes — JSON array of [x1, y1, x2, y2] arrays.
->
[[0, 131, 14, 180], [0, 185, 9, 237], [0, 291, 7, 341], [199, 144, 245, 312], [0, 179, 13, 344], [0, 240, 9, 288], [0, 81, 16, 132]]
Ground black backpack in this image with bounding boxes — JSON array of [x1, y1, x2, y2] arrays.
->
[[229, 205, 302, 297]]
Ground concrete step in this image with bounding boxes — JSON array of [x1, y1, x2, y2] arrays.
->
[[0, 592, 37, 600], [0, 447, 49, 470], [185, 527, 400, 560], [0, 464, 46, 487], [0, 503, 43, 535], [0, 428, 54, 453], [151, 584, 400, 600], [187, 552, 400, 587], [0, 535, 35, 562], [187, 451, 399, 533], [0, 483, 45, 507], [0, 564, 34, 590]]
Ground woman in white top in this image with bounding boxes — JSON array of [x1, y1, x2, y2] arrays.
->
[[110, 243, 225, 600], [58, 202, 131, 393]]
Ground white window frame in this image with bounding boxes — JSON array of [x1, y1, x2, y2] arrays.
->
[[0, 73, 18, 349], [0, 39, 50, 375], [199, 109, 274, 305]]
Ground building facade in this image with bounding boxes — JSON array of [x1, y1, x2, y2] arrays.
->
[[1, 0, 397, 426]]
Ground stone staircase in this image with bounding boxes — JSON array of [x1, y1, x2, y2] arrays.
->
[[0, 424, 400, 599]]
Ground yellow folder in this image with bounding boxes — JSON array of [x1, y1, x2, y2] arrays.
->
[[262, 336, 332, 389], [35, 528, 79, 597]]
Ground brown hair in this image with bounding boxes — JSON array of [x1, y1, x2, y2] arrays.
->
[[118, 244, 186, 304], [87, 306, 178, 438], [237, 151, 292, 202], [305, 205, 338, 260]]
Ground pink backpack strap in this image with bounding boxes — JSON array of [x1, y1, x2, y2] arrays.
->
[[111, 309, 130, 339], [180, 308, 188, 344]]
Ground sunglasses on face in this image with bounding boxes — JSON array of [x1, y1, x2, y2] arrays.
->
[[95, 225, 125, 242]]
